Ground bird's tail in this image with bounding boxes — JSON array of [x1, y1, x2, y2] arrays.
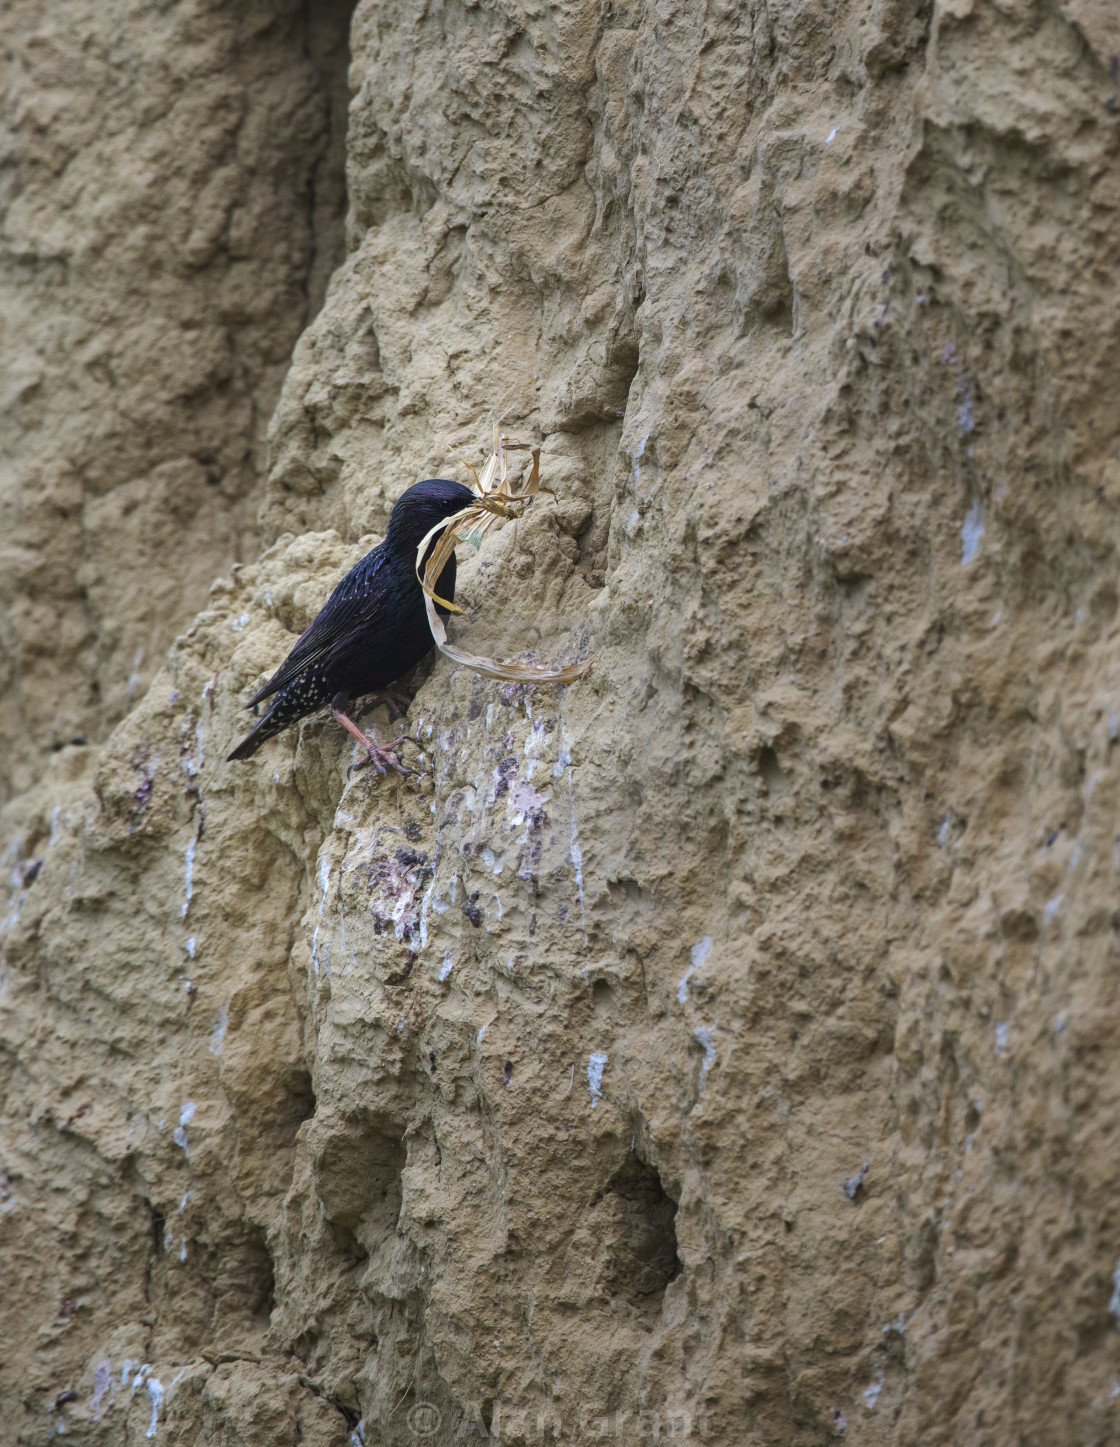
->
[[227, 710, 280, 762]]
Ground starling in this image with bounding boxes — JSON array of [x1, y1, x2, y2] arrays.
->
[[227, 478, 476, 771]]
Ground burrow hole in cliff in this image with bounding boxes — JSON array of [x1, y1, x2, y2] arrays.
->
[[142, 1197, 276, 1344], [217, 1220, 277, 1329], [316, 1119, 407, 1261], [597, 1156, 681, 1315], [275, 1065, 317, 1147]]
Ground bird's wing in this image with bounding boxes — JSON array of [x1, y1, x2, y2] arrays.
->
[[247, 548, 393, 707]]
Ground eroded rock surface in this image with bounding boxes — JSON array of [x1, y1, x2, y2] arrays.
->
[[4, 0, 1120, 1443], [0, 0, 353, 800]]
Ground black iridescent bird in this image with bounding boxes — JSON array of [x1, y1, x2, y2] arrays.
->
[[228, 478, 475, 772]]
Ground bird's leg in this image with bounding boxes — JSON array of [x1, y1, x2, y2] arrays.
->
[[330, 695, 414, 777], [357, 685, 415, 723], [382, 686, 415, 719]]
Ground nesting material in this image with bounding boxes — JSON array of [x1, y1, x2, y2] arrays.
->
[[414, 430, 593, 684]]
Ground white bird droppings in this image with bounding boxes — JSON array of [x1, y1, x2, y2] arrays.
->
[[567, 771, 588, 939], [588, 1052, 608, 1107], [146, 1378, 164, 1437], [961, 499, 984, 566], [695, 1026, 716, 1089], [172, 1101, 195, 1152], [209, 1008, 228, 1056], [89, 1359, 112, 1420], [678, 935, 713, 1003], [181, 838, 196, 918], [956, 382, 975, 436], [632, 434, 647, 487]]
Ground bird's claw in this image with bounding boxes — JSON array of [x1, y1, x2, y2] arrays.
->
[[348, 737, 415, 778], [333, 705, 419, 779]]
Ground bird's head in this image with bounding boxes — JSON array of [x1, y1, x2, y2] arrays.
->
[[386, 479, 478, 552]]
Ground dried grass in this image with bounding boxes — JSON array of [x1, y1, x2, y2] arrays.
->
[[414, 430, 593, 684]]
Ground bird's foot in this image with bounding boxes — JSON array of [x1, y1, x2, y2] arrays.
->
[[349, 739, 413, 777], [331, 706, 415, 777]]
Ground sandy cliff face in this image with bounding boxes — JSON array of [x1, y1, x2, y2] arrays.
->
[[4, 0, 1120, 1442], [0, 0, 353, 801]]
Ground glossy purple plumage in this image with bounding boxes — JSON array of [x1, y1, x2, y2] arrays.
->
[[228, 479, 474, 761]]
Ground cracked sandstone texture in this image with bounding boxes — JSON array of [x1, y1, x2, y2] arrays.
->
[[4, 0, 1120, 1444]]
